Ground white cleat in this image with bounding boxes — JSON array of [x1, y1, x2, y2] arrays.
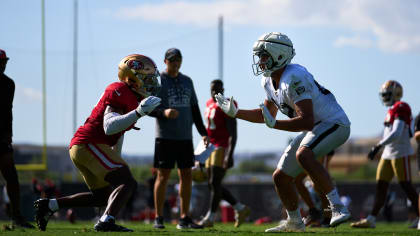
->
[[330, 204, 351, 227], [265, 219, 305, 232]]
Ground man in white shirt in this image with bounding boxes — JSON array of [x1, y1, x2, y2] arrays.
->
[[215, 32, 351, 232]]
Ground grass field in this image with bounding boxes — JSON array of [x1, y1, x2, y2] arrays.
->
[[1, 221, 419, 236]]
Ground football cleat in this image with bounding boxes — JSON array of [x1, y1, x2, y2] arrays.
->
[[12, 216, 35, 229], [153, 216, 165, 229], [330, 204, 351, 227], [350, 218, 376, 228], [303, 208, 322, 226], [234, 206, 251, 228], [34, 198, 54, 231], [176, 216, 203, 229], [265, 219, 305, 232], [198, 217, 214, 228], [94, 219, 133, 232]]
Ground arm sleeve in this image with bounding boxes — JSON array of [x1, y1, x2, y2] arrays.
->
[[192, 104, 208, 137], [103, 109, 140, 135], [378, 118, 405, 146]]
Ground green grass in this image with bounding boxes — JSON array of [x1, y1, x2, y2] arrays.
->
[[1, 221, 418, 236]]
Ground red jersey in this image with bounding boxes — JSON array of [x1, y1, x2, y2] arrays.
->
[[70, 82, 139, 148], [384, 101, 412, 127], [204, 98, 235, 148]]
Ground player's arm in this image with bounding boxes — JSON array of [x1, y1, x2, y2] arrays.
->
[[236, 99, 277, 123], [415, 131, 420, 142], [223, 117, 237, 169], [103, 96, 161, 135], [377, 118, 405, 146], [261, 99, 314, 132]]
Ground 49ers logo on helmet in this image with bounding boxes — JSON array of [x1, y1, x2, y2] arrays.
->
[[127, 60, 144, 70]]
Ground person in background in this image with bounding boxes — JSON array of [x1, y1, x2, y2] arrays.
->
[[414, 112, 420, 230], [0, 49, 34, 229], [149, 48, 208, 230], [351, 80, 419, 229], [199, 79, 250, 228]]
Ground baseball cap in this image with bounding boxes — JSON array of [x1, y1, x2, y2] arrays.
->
[[164, 48, 182, 60], [0, 49, 9, 60]]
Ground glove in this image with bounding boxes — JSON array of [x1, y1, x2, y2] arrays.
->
[[136, 96, 161, 117], [259, 103, 276, 128], [214, 93, 238, 118], [367, 144, 382, 160]]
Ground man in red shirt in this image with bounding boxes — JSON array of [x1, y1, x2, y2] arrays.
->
[[34, 54, 161, 232], [199, 80, 250, 227]]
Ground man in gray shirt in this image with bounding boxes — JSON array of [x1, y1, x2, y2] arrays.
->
[[150, 48, 208, 229]]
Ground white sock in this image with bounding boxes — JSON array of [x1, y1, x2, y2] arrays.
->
[[100, 214, 115, 223], [326, 188, 342, 206], [233, 203, 245, 211], [286, 209, 301, 221], [48, 199, 59, 212], [204, 211, 215, 221], [366, 215, 376, 223]]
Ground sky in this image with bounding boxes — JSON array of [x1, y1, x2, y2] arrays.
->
[[1, 0, 420, 156]]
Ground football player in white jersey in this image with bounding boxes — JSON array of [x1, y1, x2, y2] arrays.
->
[[215, 32, 351, 232]]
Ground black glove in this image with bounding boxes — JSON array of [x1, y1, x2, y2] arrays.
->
[[367, 145, 382, 160]]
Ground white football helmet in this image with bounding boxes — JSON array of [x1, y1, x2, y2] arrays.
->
[[118, 54, 160, 97], [252, 32, 295, 77], [379, 80, 402, 106]]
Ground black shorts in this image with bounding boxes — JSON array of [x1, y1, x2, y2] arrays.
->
[[0, 142, 13, 155], [154, 138, 194, 169]]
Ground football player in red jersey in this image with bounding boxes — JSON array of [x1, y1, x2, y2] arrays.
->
[[34, 54, 162, 232], [351, 80, 419, 228], [198, 80, 250, 228]]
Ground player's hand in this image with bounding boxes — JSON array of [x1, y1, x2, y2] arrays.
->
[[136, 96, 161, 117], [259, 103, 276, 128], [164, 108, 179, 119], [214, 93, 238, 118], [202, 136, 210, 147], [367, 144, 382, 160]]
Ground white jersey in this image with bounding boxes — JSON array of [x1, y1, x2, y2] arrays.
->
[[261, 64, 350, 126]]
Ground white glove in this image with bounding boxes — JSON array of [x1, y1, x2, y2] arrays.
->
[[259, 103, 276, 128], [214, 93, 238, 118], [136, 96, 161, 117]]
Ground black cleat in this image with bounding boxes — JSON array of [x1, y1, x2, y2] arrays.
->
[[176, 216, 203, 229], [34, 198, 54, 231], [153, 216, 165, 229], [94, 219, 133, 232], [12, 216, 35, 229]]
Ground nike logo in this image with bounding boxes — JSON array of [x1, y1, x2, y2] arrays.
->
[[114, 90, 121, 96]]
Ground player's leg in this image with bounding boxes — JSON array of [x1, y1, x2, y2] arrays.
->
[[265, 134, 306, 233], [297, 123, 351, 227], [394, 157, 419, 219], [176, 140, 203, 229], [0, 143, 33, 228], [153, 168, 171, 228], [295, 173, 322, 226], [351, 158, 392, 228]]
